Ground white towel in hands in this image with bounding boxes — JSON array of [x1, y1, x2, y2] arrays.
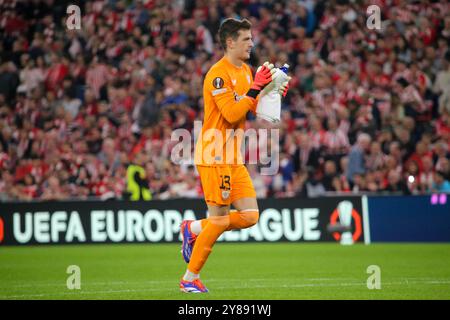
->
[[256, 68, 290, 123]]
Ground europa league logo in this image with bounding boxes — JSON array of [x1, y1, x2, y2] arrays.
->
[[337, 201, 354, 245], [328, 201, 363, 244]]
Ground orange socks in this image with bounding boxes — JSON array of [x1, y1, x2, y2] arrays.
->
[[200, 210, 259, 231], [228, 209, 259, 230], [187, 215, 230, 274], [187, 210, 259, 274]]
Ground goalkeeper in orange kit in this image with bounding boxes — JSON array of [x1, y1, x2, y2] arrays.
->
[[179, 18, 290, 293]]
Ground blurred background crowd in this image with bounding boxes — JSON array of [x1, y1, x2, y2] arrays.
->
[[0, 0, 450, 201]]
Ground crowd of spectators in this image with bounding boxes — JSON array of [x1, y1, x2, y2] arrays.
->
[[0, 0, 450, 201]]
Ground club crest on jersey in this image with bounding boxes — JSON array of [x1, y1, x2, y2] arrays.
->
[[213, 77, 224, 89], [233, 92, 244, 102], [222, 190, 230, 200]]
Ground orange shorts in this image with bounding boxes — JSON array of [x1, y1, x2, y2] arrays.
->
[[197, 165, 257, 206]]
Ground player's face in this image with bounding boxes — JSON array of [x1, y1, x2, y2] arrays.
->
[[234, 29, 253, 61]]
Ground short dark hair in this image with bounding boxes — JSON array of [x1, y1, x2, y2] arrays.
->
[[218, 18, 252, 50]]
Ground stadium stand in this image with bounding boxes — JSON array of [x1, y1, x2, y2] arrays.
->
[[0, 0, 449, 201]]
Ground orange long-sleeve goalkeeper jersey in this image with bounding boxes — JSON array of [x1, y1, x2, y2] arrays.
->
[[194, 56, 257, 167]]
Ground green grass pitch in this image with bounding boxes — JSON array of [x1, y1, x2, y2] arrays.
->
[[1, 243, 449, 299]]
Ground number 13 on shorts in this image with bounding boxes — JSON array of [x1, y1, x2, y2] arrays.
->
[[219, 175, 231, 191]]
